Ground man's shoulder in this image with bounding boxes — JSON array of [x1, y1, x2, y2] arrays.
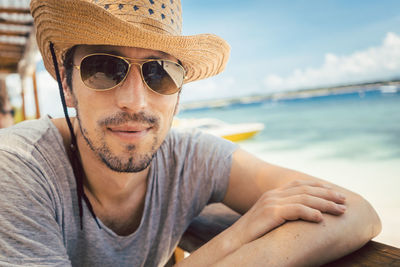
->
[[154, 128, 238, 207], [0, 116, 70, 197], [0, 116, 63, 161]]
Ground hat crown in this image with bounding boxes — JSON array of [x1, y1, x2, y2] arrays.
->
[[89, 0, 182, 35], [30, 0, 230, 84]]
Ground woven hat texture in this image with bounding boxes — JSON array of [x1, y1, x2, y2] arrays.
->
[[30, 0, 230, 83]]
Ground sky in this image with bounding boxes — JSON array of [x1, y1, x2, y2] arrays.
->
[[180, 0, 400, 102], [6, 0, 400, 116]]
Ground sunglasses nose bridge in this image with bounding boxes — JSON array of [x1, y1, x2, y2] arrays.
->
[[124, 61, 145, 83], [119, 61, 149, 95], [125, 61, 149, 91], [115, 66, 150, 111]]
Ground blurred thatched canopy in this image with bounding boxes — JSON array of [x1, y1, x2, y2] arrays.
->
[[0, 0, 36, 76]]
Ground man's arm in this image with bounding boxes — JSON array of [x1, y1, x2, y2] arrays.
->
[[215, 194, 380, 266], [176, 148, 381, 266]]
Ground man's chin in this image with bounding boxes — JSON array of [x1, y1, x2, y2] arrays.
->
[[99, 154, 154, 173]]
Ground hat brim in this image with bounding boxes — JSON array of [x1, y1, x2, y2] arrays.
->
[[31, 0, 230, 83]]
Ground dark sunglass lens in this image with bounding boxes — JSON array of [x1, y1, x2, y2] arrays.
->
[[142, 60, 184, 95], [0, 109, 14, 117], [80, 55, 129, 90]]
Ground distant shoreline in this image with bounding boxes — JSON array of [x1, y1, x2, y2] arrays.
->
[[180, 80, 400, 111]]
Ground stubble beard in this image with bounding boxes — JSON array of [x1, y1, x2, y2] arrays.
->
[[75, 108, 160, 173]]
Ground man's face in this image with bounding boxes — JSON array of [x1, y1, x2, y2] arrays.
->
[[64, 45, 180, 173], [0, 100, 14, 129]]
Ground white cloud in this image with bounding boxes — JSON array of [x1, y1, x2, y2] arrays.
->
[[264, 32, 400, 91]]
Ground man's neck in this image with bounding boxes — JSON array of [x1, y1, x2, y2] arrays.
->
[[76, 131, 149, 206], [52, 117, 149, 235]]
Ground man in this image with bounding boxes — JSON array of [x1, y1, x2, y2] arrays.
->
[[0, 85, 14, 128], [0, 0, 381, 266]]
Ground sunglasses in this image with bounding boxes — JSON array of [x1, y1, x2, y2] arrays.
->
[[0, 109, 14, 117], [74, 53, 186, 95]]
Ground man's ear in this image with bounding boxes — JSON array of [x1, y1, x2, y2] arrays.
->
[[59, 67, 76, 108]]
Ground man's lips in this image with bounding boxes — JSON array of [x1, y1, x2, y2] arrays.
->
[[107, 124, 152, 141], [108, 124, 151, 132]]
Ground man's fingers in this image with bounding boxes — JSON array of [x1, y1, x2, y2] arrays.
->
[[236, 180, 348, 243], [283, 194, 346, 215], [278, 185, 346, 204], [282, 180, 330, 190], [281, 204, 323, 222]]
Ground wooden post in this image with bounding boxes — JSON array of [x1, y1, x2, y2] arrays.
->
[[0, 78, 6, 97], [32, 69, 40, 119], [174, 247, 185, 262], [20, 76, 26, 121]]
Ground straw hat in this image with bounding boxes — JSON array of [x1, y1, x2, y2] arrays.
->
[[30, 0, 230, 83]]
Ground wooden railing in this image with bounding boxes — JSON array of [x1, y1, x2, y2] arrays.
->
[[172, 203, 400, 266]]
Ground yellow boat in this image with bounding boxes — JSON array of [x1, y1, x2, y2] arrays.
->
[[173, 118, 264, 142]]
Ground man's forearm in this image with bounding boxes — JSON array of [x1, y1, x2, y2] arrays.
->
[[177, 172, 381, 267], [213, 193, 381, 266]]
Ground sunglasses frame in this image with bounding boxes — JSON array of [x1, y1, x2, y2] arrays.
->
[[74, 53, 186, 95]]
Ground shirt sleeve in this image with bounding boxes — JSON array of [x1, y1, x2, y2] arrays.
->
[[168, 129, 239, 219], [0, 150, 72, 266]]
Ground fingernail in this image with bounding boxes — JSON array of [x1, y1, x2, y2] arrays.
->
[[337, 204, 346, 211]]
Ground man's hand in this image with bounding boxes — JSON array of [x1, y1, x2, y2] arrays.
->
[[230, 180, 347, 245]]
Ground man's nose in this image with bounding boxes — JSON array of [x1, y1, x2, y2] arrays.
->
[[115, 65, 148, 111]]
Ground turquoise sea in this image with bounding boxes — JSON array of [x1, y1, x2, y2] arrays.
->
[[180, 89, 400, 162], [179, 88, 400, 247]]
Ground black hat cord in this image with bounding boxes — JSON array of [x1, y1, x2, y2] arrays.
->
[[49, 42, 101, 230]]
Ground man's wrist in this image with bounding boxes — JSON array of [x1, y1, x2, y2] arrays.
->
[[218, 222, 246, 256]]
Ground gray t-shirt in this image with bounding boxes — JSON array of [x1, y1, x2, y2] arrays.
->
[[0, 116, 237, 266]]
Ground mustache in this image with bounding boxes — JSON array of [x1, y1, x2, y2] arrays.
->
[[98, 111, 159, 128]]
